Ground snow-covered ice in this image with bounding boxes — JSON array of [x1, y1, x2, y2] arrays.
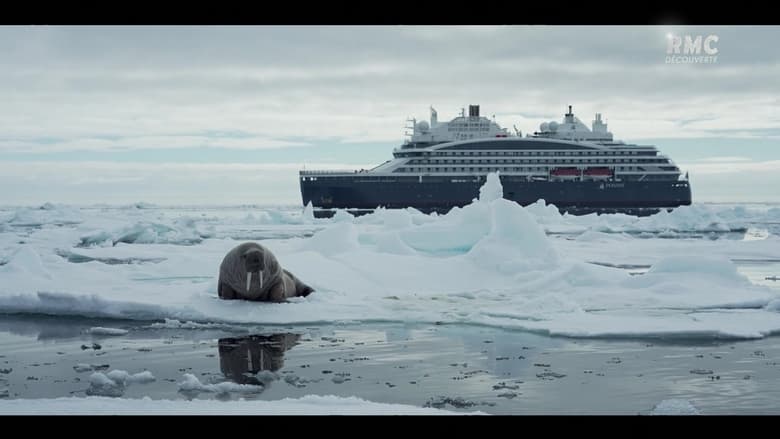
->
[[2, 173, 780, 339], [0, 395, 481, 415]]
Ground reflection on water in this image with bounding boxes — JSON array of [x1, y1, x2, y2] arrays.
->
[[218, 333, 300, 385]]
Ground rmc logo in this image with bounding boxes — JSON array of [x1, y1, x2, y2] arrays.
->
[[665, 34, 719, 64]]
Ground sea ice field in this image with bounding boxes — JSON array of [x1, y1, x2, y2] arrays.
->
[[2, 174, 780, 414]]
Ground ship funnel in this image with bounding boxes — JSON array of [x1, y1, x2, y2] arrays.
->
[[469, 105, 480, 118]]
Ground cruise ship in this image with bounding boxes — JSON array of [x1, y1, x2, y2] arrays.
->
[[299, 105, 692, 217]]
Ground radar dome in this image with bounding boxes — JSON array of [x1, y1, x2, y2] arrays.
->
[[548, 121, 559, 132], [540, 122, 549, 132], [416, 121, 430, 131]]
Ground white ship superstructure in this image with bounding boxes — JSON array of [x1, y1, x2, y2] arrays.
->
[[366, 105, 684, 184]]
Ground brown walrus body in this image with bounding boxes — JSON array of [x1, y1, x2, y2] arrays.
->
[[218, 242, 314, 302]]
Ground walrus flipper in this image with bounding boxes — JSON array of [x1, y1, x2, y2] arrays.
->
[[218, 280, 238, 300], [284, 269, 315, 297]]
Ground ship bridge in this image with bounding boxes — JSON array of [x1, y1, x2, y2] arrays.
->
[[532, 105, 614, 143], [402, 104, 512, 148]]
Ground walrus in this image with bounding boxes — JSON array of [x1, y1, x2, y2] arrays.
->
[[218, 242, 314, 302]]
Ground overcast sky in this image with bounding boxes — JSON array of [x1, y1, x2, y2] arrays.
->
[[1, 25, 779, 205]]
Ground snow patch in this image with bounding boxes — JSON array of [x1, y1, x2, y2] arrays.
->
[[649, 399, 700, 415], [0, 395, 481, 415]]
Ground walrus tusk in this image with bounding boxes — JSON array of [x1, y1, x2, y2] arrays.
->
[[260, 271, 264, 289], [246, 271, 252, 293]]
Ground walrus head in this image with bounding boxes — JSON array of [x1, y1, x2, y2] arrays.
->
[[242, 248, 265, 293]]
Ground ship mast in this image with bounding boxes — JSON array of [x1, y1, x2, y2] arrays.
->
[[404, 117, 416, 142]]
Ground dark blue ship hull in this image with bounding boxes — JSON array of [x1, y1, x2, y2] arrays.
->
[[300, 174, 692, 217]]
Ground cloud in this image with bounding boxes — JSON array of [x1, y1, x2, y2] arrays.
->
[[0, 135, 310, 154], [1, 26, 780, 204], [1, 26, 779, 152]]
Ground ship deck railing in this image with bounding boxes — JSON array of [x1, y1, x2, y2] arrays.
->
[[300, 169, 367, 175]]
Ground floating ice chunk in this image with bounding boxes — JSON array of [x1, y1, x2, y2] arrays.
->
[[98, 370, 156, 385], [89, 372, 118, 387], [178, 373, 263, 395], [87, 327, 129, 336], [112, 370, 156, 384], [85, 369, 153, 397]]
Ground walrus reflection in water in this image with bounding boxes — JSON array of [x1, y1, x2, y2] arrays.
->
[[218, 242, 314, 302], [218, 333, 300, 385]]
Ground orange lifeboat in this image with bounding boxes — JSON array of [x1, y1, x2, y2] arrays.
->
[[550, 167, 580, 177], [583, 167, 613, 178]]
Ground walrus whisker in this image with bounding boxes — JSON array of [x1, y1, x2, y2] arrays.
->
[[246, 271, 252, 293]]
